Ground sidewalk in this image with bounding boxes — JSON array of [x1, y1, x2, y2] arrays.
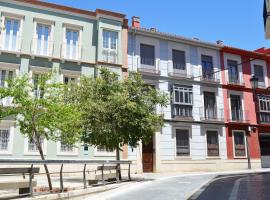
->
[[2, 168, 269, 200], [86, 168, 270, 200]]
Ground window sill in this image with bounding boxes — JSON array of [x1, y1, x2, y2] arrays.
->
[[175, 156, 191, 160]]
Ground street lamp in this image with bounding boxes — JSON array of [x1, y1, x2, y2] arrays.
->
[[250, 74, 259, 90], [246, 74, 259, 170]]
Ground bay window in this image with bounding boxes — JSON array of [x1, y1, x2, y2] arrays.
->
[[259, 96, 270, 123], [172, 85, 193, 118]]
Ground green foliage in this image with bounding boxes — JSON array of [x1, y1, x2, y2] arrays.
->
[[71, 68, 168, 150], [0, 73, 82, 146]]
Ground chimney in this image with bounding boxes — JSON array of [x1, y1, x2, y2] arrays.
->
[[216, 40, 224, 45], [132, 16, 140, 28]]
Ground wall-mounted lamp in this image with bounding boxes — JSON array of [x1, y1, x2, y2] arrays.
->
[[248, 125, 257, 133]]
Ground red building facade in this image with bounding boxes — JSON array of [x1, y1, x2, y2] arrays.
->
[[221, 46, 270, 168]]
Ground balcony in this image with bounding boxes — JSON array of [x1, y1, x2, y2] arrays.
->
[[258, 81, 267, 89], [259, 112, 270, 124], [0, 34, 22, 54], [200, 108, 224, 122], [137, 58, 160, 76], [199, 70, 220, 83], [227, 109, 250, 123], [167, 61, 191, 79], [227, 78, 245, 87], [61, 43, 82, 61], [172, 105, 193, 121], [102, 49, 118, 64], [31, 38, 54, 57]]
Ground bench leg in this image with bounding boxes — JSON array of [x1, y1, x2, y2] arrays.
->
[[19, 187, 30, 196]]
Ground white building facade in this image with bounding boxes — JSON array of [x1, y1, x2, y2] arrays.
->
[[128, 17, 228, 172]]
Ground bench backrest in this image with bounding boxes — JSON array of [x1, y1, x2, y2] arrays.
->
[[0, 168, 40, 175], [97, 165, 117, 171]]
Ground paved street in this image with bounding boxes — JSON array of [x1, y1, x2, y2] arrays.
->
[[191, 173, 270, 200], [88, 174, 215, 200]]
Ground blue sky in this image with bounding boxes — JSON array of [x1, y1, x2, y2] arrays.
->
[[45, 0, 268, 50]]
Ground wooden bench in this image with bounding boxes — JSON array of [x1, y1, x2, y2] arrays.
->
[[87, 165, 119, 185], [0, 167, 40, 196]]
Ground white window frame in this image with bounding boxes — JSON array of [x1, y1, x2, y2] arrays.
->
[[173, 126, 191, 159], [61, 69, 81, 84], [94, 146, 115, 157], [251, 59, 268, 88], [32, 18, 54, 57], [204, 129, 220, 158], [228, 91, 246, 121], [232, 130, 247, 158], [102, 29, 119, 64], [56, 141, 78, 156], [0, 125, 14, 155], [224, 53, 243, 84], [62, 24, 82, 61], [24, 137, 47, 156], [1, 12, 24, 52]]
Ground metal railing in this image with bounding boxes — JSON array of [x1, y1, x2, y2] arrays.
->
[[227, 78, 245, 86], [167, 61, 191, 79], [0, 159, 132, 198], [227, 109, 250, 123], [31, 38, 54, 57], [0, 34, 22, 53], [102, 49, 118, 64], [137, 57, 160, 75], [199, 107, 224, 121], [61, 43, 82, 61], [199, 69, 220, 83]]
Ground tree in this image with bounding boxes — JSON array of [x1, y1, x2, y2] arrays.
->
[[0, 73, 82, 191], [71, 68, 168, 176]]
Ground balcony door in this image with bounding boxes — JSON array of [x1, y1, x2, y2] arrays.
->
[[204, 92, 216, 119], [230, 95, 242, 121], [36, 24, 51, 56], [65, 29, 79, 60], [207, 131, 219, 157], [228, 60, 239, 83], [3, 18, 20, 51], [201, 55, 214, 80]]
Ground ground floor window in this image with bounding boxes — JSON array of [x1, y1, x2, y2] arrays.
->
[[176, 129, 190, 156], [60, 142, 75, 153], [207, 131, 219, 157], [233, 131, 246, 157], [0, 130, 9, 151], [28, 137, 44, 152]]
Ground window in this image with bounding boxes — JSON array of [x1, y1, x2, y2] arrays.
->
[[254, 65, 265, 87], [207, 131, 219, 157], [97, 146, 114, 153], [228, 60, 239, 83], [230, 95, 243, 121], [201, 55, 214, 79], [204, 92, 216, 119], [176, 129, 190, 156], [60, 142, 75, 153], [3, 18, 20, 51], [172, 50, 186, 70], [259, 96, 270, 123], [33, 74, 45, 98], [140, 44, 155, 66], [64, 76, 76, 84], [233, 131, 246, 157], [102, 30, 118, 64], [0, 130, 10, 151], [172, 85, 193, 118], [64, 28, 80, 60], [0, 70, 13, 87], [28, 137, 44, 152], [34, 23, 52, 56]]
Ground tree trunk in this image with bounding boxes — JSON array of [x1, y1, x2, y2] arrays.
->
[[35, 136, 53, 191], [116, 146, 122, 180]]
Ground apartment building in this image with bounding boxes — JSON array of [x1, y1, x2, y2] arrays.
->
[[0, 0, 128, 159], [221, 46, 270, 169], [128, 17, 229, 172]]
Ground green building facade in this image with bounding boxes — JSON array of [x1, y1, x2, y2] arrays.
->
[[0, 0, 128, 159]]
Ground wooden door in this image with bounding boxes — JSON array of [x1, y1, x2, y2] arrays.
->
[[142, 138, 154, 173]]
